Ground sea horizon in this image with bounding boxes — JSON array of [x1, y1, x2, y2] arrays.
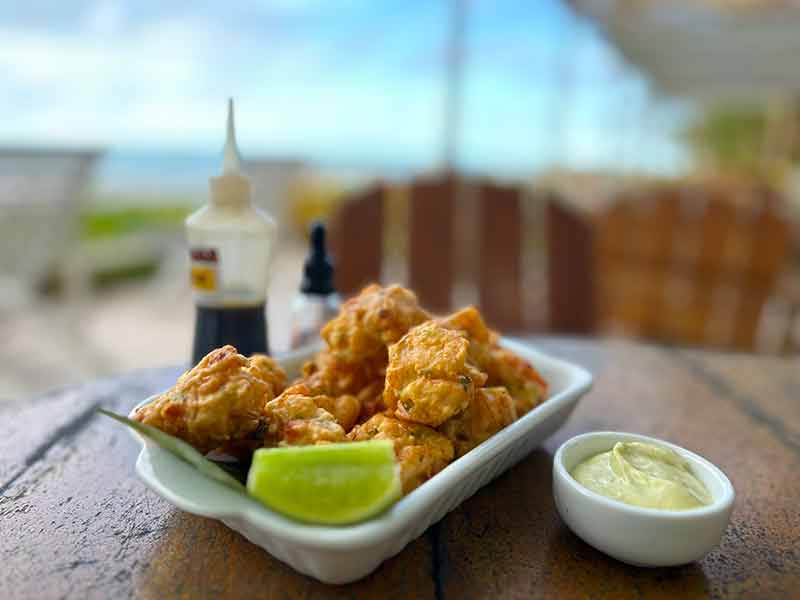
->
[[92, 148, 427, 199]]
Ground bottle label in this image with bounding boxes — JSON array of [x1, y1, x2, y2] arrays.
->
[[190, 247, 219, 294]]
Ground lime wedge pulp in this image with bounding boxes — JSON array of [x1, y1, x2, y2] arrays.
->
[[246, 440, 402, 525]]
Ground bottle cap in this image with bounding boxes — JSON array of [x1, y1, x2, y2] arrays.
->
[[222, 98, 243, 175], [301, 221, 336, 295], [210, 98, 251, 207]]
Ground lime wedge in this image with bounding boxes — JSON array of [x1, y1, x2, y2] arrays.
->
[[246, 440, 402, 525]]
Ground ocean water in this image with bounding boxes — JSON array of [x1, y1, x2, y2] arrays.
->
[[93, 149, 423, 202], [96, 150, 248, 197]]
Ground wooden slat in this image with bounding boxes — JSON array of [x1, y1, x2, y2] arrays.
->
[[722, 222, 755, 274], [0, 389, 98, 488], [591, 183, 793, 351], [519, 192, 550, 332], [679, 347, 800, 436], [731, 290, 769, 350], [697, 199, 737, 275], [749, 208, 791, 280], [328, 185, 385, 297], [408, 176, 456, 313], [594, 199, 631, 262], [615, 265, 665, 340], [641, 267, 670, 338], [477, 182, 523, 331], [644, 188, 682, 265], [547, 200, 597, 334], [0, 368, 180, 492]]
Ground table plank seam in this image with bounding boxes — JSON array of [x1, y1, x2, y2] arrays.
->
[[427, 522, 445, 600], [0, 399, 101, 496], [671, 350, 800, 457]]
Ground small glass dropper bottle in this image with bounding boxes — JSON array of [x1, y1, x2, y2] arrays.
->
[[186, 99, 277, 363], [289, 222, 340, 350]]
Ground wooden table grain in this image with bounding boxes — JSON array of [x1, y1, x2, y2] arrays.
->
[[2, 339, 798, 600]]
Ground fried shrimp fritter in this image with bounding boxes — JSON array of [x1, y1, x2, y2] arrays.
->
[[355, 380, 385, 423], [246, 354, 288, 397], [439, 387, 517, 457], [440, 306, 547, 417], [263, 393, 346, 446], [284, 351, 385, 432], [301, 352, 388, 424], [483, 347, 547, 416], [133, 345, 285, 453], [439, 306, 496, 346], [349, 413, 454, 493], [281, 382, 361, 433], [321, 284, 430, 365], [384, 322, 487, 427], [299, 350, 381, 396]]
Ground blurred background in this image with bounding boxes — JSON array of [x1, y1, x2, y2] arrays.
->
[[2, 0, 799, 399]]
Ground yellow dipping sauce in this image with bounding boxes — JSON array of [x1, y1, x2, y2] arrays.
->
[[571, 441, 712, 510]]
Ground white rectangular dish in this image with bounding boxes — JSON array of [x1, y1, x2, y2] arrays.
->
[[128, 339, 592, 584]]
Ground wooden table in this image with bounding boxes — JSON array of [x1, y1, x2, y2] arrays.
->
[[2, 339, 798, 599]]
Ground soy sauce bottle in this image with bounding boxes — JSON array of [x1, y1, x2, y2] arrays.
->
[[186, 99, 276, 364]]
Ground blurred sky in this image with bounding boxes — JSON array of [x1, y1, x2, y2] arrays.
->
[[1, 0, 691, 177]]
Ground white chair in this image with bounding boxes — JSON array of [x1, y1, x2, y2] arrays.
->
[[0, 148, 105, 396]]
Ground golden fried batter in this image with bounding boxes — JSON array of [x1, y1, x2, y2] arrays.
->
[[439, 387, 517, 457], [247, 354, 288, 397], [355, 380, 385, 424], [483, 347, 548, 416], [440, 306, 547, 416], [349, 413, 454, 493], [263, 393, 346, 446], [299, 350, 381, 397], [439, 305, 497, 373], [133, 345, 285, 453], [439, 306, 497, 346], [281, 382, 361, 433], [321, 284, 430, 366], [384, 321, 487, 427], [285, 350, 386, 432], [314, 394, 361, 433]]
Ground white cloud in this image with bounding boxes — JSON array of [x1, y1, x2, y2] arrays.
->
[[0, 0, 686, 175], [0, 7, 445, 165]]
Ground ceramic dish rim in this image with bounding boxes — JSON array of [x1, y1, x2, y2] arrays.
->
[[553, 430, 735, 520]]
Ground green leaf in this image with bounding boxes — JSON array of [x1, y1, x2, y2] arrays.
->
[[98, 408, 246, 493]]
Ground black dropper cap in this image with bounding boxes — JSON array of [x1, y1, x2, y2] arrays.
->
[[300, 221, 336, 295]]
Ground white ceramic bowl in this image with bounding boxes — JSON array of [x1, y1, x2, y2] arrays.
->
[[128, 339, 592, 583], [553, 431, 734, 567]]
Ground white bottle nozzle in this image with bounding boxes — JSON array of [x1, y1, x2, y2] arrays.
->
[[222, 98, 243, 175]]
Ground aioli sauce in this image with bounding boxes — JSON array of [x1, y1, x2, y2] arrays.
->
[[571, 442, 712, 510]]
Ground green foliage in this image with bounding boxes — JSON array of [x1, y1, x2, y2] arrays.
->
[[684, 107, 768, 172], [81, 204, 192, 240], [90, 263, 159, 288]]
